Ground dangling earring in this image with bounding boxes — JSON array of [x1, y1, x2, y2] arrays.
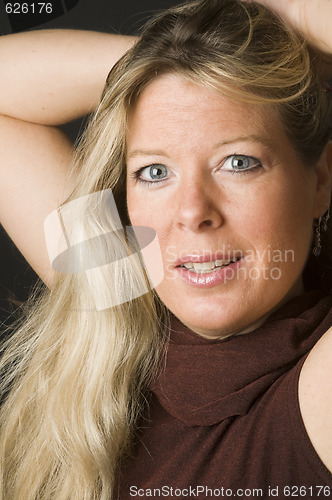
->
[[322, 207, 330, 232], [313, 208, 330, 257], [313, 218, 322, 256]]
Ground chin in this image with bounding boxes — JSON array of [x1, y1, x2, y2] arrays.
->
[[172, 309, 247, 339], [168, 295, 275, 339]]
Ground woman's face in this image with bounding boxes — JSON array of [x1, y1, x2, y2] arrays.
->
[[126, 74, 325, 339]]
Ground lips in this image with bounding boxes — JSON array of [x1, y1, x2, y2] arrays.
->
[[174, 254, 245, 287]]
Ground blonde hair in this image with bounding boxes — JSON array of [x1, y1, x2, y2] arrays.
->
[[0, 0, 331, 498]]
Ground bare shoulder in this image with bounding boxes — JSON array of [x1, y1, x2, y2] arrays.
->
[[299, 325, 332, 472]]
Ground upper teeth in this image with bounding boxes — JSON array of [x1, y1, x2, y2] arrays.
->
[[182, 259, 234, 272]]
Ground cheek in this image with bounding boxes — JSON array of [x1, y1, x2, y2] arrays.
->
[[126, 185, 170, 232], [225, 183, 281, 238], [231, 179, 313, 254], [127, 200, 156, 228]]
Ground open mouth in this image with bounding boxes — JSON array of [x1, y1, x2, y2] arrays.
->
[[177, 256, 243, 274]]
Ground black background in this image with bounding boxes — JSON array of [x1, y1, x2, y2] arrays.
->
[[0, 0, 183, 326]]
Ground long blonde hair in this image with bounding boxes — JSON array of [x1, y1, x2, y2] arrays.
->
[[0, 0, 331, 498]]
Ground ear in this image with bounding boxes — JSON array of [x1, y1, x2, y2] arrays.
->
[[313, 141, 332, 219]]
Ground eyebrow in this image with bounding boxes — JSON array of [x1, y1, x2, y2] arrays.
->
[[213, 134, 275, 150], [127, 134, 275, 159], [127, 149, 171, 160]]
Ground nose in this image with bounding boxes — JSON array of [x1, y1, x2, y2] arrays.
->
[[174, 177, 224, 232]]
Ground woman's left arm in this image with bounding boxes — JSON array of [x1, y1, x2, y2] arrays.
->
[[246, 0, 332, 74], [299, 326, 332, 472]]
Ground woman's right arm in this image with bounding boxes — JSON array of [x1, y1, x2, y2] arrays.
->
[[0, 30, 136, 286]]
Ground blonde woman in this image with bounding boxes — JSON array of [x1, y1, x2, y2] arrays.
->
[[0, 0, 332, 498]]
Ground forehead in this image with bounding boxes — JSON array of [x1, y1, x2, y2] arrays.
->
[[126, 73, 284, 153]]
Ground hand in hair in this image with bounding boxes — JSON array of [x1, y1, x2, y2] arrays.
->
[[245, 0, 332, 77], [247, 0, 332, 53]]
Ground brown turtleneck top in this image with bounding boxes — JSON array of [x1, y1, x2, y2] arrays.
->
[[118, 291, 332, 499]]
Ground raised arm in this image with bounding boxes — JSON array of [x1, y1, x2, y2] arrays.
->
[[0, 30, 136, 286], [0, 30, 136, 124], [247, 0, 332, 60]]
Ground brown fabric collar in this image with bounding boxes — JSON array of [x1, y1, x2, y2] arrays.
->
[[150, 291, 332, 426]]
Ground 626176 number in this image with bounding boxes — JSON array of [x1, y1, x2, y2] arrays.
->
[[283, 486, 331, 497], [5, 3, 53, 14]]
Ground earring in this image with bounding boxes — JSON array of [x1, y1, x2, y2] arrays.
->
[[313, 208, 330, 257], [322, 207, 330, 232], [313, 218, 322, 256]]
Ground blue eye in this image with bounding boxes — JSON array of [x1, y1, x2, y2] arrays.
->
[[133, 163, 169, 185], [147, 164, 168, 180], [222, 155, 261, 173]]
